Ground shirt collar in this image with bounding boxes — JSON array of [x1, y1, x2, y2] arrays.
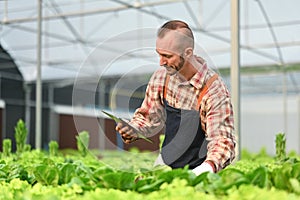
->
[[189, 62, 208, 90]]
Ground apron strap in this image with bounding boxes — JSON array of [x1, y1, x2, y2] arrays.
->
[[196, 74, 218, 110], [163, 74, 170, 99]]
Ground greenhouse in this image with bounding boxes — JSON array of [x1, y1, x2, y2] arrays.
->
[[0, 0, 300, 199]]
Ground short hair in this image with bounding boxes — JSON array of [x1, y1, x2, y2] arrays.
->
[[157, 20, 194, 49]]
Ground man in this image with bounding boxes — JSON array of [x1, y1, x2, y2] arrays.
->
[[116, 20, 236, 175]]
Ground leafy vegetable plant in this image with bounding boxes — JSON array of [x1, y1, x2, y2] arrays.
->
[[2, 139, 12, 157], [14, 119, 28, 155], [276, 133, 286, 161], [49, 141, 59, 156], [76, 131, 90, 157]]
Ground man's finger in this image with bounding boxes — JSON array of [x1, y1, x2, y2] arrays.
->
[[115, 122, 124, 131], [119, 125, 131, 134]]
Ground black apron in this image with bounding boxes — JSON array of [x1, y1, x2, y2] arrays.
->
[[161, 73, 218, 169]]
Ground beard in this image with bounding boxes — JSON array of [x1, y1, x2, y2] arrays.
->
[[164, 65, 178, 75], [176, 56, 185, 71], [164, 56, 185, 76]]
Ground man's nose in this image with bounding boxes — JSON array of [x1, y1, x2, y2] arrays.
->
[[159, 56, 167, 66]]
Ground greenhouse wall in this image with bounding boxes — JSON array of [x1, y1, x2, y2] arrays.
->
[[50, 105, 161, 151], [50, 105, 105, 150], [241, 94, 300, 155]]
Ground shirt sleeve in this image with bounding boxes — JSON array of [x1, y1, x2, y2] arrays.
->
[[200, 76, 237, 171], [129, 69, 166, 137]]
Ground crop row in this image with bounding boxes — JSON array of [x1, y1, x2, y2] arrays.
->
[[0, 121, 299, 199]]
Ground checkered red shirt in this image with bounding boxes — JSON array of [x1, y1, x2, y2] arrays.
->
[[130, 61, 236, 171]]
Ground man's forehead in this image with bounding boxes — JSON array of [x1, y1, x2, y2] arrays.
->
[[156, 47, 173, 56], [156, 44, 179, 56], [156, 32, 181, 53]]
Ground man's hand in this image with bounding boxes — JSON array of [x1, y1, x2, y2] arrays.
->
[[115, 122, 139, 144], [191, 161, 214, 176]]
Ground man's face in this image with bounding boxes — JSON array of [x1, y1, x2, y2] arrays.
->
[[156, 32, 186, 75]]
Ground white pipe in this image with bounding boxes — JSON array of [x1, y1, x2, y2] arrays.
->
[[35, 0, 42, 149], [3, 0, 8, 22], [24, 84, 31, 143], [283, 70, 287, 134], [231, 0, 241, 159], [298, 95, 300, 154]]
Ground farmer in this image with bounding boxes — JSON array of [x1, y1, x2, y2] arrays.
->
[[116, 20, 236, 175]]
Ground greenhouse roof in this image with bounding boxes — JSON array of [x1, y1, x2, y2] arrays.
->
[[0, 0, 299, 82]]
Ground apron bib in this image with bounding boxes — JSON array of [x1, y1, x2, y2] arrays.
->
[[161, 73, 218, 169]]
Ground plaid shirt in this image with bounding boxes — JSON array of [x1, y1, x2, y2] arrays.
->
[[130, 61, 236, 171]]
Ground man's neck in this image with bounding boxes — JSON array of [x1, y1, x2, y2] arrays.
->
[[178, 57, 198, 81]]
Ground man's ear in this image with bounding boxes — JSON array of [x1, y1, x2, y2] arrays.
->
[[184, 47, 193, 58]]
